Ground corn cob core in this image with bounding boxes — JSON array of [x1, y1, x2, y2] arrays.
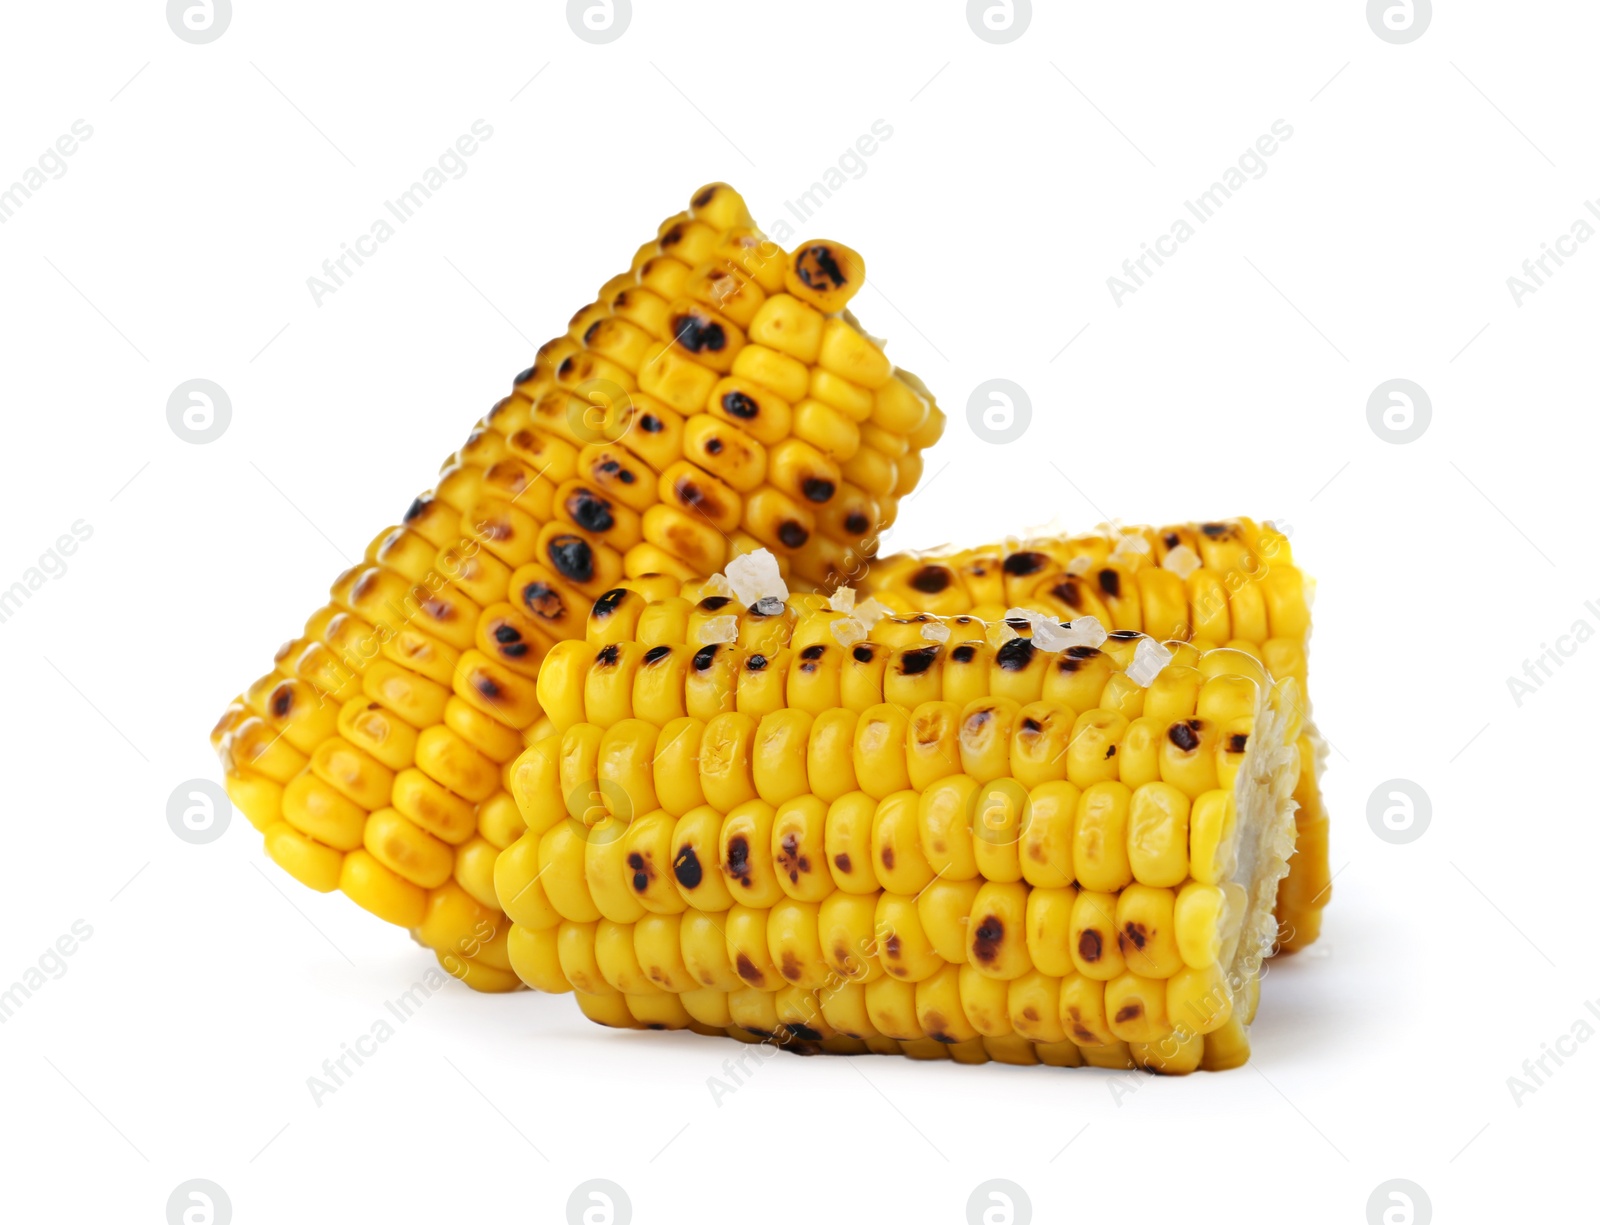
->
[[495, 565, 1301, 1072], [209, 186, 945, 989], [863, 518, 1329, 954]]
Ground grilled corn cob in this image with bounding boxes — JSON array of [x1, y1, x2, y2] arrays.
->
[[495, 552, 1300, 1071], [863, 518, 1328, 952], [210, 186, 945, 989]]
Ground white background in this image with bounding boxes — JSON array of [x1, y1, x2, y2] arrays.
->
[[1, 2, 1593, 1222]]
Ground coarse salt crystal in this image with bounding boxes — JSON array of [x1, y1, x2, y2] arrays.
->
[[1065, 555, 1093, 576], [700, 572, 735, 600], [1031, 618, 1073, 652], [697, 615, 739, 645], [1161, 544, 1201, 580], [1060, 616, 1108, 650], [852, 598, 891, 627], [755, 596, 786, 616], [1128, 637, 1173, 687], [920, 621, 951, 643], [725, 548, 788, 606], [826, 586, 857, 613], [831, 617, 869, 647]]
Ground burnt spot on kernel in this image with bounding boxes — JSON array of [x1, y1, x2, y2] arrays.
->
[[475, 675, 502, 701], [844, 511, 870, 535], [1079, 929, 1104, 962], [692, 185, 718, 208], [880, 846, 896, 872], [800, 644, 826, 661], [631, 871, 649, 892], [1115, 1002, 1144, 1024], [996, 638, 1035, 671], [1228, 732, 1250, 752], [900, 647, 938, 676], [704, 436, 724, 456], [722, 390, 759, 419], [883, 933, 901, 958], [1022, 1006, 1040, 1022], [972, 916, 1003, 963], [778, 520, 809, 548], [640, 413, 663, 433], [659, 223, 685, 249], [746, 654, 769, 672], [521, 581, 565, 620], [1104, 744, 1117, 759], [1201, 522, 1229, 537], [833, 852, 852, 873], [1049, 579, 1084, 610], [567, 490, 615, 535], [547, 536, 595, 584], [592, 588, 628, 618], [852, 645, 875, 663], [1098, 568, 1121, 598], [1003, 551, 1048, 577], [583, 320, 603, 345], [270, 687, 294, 718], [557, 356, 578, 380], [726, 835, 752, 884], [1021, 716, 1042, 733], [789, 1023, 824, 1042], [1120, 923, 1149, 953], [776, 833, 810, 883], [404, 496, 428, 523], [512, 365, 537, 386], [674, 477, 709, 508], [493, 624, 529, 657], [909, 565, 951, 594], [1109, 629, 1142, 640], [699, 595, 732, 612], [672, 312, 727, 353], [951, 644, 978, 664], [595, 644, 621, 667], [1163, 531, 1181, 549], [1169, 719, 1202, 752], [802, 478, 835, 503], [795, 244, 848, 290], [925, 1018, 955, 1044], [673, 845, 703, 890], [780, 951, 802, 982], [643, 645, 673, 665], [734, 953, 763, 985], [692, 645, 719, 671]]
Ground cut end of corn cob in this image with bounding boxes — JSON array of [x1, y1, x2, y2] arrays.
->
[[210, 186, 945, 987], [863, 517, 1328, 955], [494, 555, 1300, 1072]]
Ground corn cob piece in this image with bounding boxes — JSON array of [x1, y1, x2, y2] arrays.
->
[[862, 518, 1328, 952], [495, 553, 1300, 1071], [210, 186, 946, 989]]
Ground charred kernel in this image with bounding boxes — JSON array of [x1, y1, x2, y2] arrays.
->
[[568, 491, 615, 534], [1098, 568, 1121, 598], [1169, 720, 1202, 751], [1164, 532, 1180, 548], [996, 638, 1035, 671], [640, 413, 663, 433], [547, 536, 595, 583], [1067, 645, 1099, 659], [780, 952, 801, 981], [833, 853, 852, 873], [844, 512, 870, 535], [726, 835, 751, 878], [705, 437, 724, 455], [1115, 1002, 1142, 1022], [802, 478, 836, 503], [583, 321, 602, 344], [673, 845, 703, 889], [910, 566, 951, 594], [675, 478, 707, 506], [1228, 732, 1249, 752], [643, 645, 673, 665], [631, 872, 648, 892], [405, 496, 427, 522], [523, 581, 563, 619], [596, 644, 621, 666], [659, 224, 685, 248], [972, 916, 1003, 962], [880, 847, 895, 870], [1079, 929, 1103, 962], [778, 520, 809, 548], [734, 953, 761, 983], [852, 645, 874, 664], [692, 645, 718, 671], [476, 676, 501, 700], [672, 313, 727, 353], [884, 933, 901, 957], [1104, 745, 1117, 759], [627, 853, 645, 870], [746, 654, 769, 671], [800, 644, 826, 661], [1120, 923, 1148, 952], [1003, 551, 1048, 576], [1201, 522, 1228, 537], [1021, 717, 1041, 733], [692, 185, 717, 208], [593, 588, 628, 617], [700, 595, 733, 612], [1050, 580, 1084, 609], [790, 1023, 823, 1042], [900, 647, 938, 676], [722, 390, 759, 419], [951, 644, 977, 664], [795, 244, 848, 289], [270, 688, 293, 718], [513, 365, 536, 385]]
